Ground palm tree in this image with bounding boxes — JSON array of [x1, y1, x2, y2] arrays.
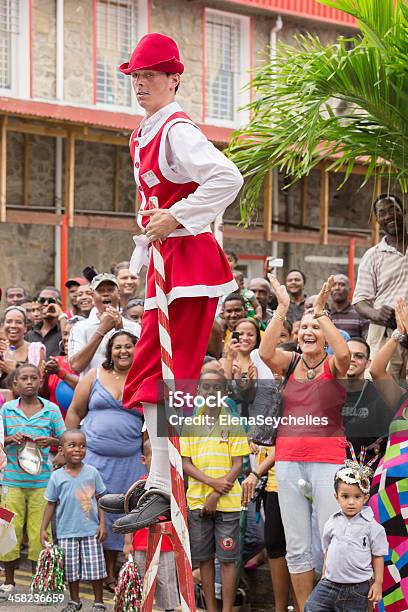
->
[[228, 0, 408, 225]]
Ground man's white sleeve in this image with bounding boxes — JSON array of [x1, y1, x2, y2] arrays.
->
[[67, 323, 85, 361], [167, 123, 244, 235]]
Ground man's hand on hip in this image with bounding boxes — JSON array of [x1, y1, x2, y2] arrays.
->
[[140, 209, 179, 242]]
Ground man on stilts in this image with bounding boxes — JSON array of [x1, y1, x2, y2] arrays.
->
[[99, 33, 243, 531]]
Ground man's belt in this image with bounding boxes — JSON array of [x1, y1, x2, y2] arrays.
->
[[129, 226, 212, 274]]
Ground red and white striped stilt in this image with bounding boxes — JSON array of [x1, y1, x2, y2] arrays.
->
[[141, 196, 196, 612]]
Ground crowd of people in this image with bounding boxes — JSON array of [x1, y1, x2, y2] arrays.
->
[[0, 192, 406, 612]]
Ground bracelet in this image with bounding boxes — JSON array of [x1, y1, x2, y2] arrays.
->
[[313, 309, 330, 319], [251, 470, 260, 480], [95, 330, 105, 339], [391, 329, 406, 344], [273, 311, 286, 322], [56, 369, 68, 380]]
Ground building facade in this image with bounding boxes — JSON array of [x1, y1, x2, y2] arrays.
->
[[0, 0, 376, 300]]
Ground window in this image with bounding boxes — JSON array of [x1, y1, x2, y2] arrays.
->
[[95, 0, 146, 108], [205, 9, 250, 126], [0, 0, 29, 96]]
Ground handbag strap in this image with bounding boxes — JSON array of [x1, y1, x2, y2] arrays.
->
[[279, 352, 301, 391]]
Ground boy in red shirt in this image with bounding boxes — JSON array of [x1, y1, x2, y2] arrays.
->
[[123, 438, 179, 611]]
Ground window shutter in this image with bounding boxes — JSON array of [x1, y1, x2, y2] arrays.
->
[[205, 12, 241, 122], [0, 0, 19, 90], [96, 0, 137, 106]]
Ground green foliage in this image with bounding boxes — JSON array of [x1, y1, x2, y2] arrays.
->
[[228, 0, 408, 225]]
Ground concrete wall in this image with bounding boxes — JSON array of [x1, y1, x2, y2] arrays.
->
[[0, 223, 55, 295], [74, 141, 135, 214], [32, 0, 56, 99], [63, 0, 94, 104], [7, 132, 56, 208]]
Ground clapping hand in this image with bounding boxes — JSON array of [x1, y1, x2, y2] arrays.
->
[[267, 275, 290, 310], [314, 276, 334, 316], [44, 357, 60, 375]]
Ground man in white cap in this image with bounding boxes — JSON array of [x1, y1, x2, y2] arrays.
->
[[100, 33, 243, 532]]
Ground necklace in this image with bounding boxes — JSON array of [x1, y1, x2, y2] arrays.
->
[[301, 353, 327, 380], [111, 369, 126, 381]]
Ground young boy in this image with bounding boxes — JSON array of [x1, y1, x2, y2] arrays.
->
[[305, 461, 388, 612], [181, 369, 250, 612], [41, 429, 107, 612], [0, 363, 65, 599], [123, 438, 179, 612]]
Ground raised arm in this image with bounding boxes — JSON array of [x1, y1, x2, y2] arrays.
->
[[313, 276, 350, 377], [258, 276, 293, 373], [369, 298, 406, 410], [68, 313, 117, 373]]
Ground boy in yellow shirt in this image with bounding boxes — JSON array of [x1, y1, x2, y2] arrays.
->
[[181, 369, 250, 612]]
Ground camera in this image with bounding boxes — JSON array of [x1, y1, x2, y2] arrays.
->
[[265, 257, 284, 273]]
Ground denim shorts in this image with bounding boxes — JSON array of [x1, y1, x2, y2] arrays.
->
[[305, 578, 370, 612], [188, 510, 241, 563]]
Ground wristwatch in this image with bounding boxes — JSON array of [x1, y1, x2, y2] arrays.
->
[[391, 329, 406, 344], [313, 309, 330, 319]]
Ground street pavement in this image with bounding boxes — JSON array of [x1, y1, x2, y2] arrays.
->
[[0, 566, 115, 611], [0, 565, 275, 611]]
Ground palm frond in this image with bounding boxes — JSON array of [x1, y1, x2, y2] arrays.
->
[[228, 0, 408, 224]]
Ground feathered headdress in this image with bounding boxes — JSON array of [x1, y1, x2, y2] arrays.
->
[[335, 444, 376, 495]]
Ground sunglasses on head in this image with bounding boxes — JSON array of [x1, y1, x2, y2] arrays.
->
[[38, 297, 57, 305]]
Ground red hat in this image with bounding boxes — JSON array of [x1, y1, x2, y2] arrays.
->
[[65, 277, 88, 288], [119, 33, 184, 75]]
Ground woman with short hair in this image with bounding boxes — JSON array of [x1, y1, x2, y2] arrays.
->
[[0, 307, 45, 384]]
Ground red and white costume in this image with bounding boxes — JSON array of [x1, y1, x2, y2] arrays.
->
[[123, 101, 242, 409]]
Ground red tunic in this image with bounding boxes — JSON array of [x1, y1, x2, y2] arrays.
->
[[131, 110, 235, 311]]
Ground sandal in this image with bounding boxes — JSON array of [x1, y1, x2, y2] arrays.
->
[[103, 580, 116, 593]]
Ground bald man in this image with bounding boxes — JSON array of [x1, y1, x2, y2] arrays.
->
[[330, 274, 369, 338], [248, 278, 275, 328]]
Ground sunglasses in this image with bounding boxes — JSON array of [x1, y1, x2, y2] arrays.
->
[[38, 297, 57, 305], [127, 299, 144, 308]]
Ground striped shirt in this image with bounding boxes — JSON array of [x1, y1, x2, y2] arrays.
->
[[329, 303, 369, 338], [352, 237, 408, 309], [1, 398, 66, 488], [180, 412, 250, 512]]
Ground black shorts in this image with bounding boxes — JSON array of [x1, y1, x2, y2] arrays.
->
[[263, 491, 286, 559]]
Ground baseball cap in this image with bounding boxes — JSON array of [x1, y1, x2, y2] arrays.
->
[[65, 277, 88, 288], [90, 273, 119, 291]]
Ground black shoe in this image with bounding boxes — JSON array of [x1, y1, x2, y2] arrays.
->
[[98, 480, 145, 514], [112, 489, 171, 534]]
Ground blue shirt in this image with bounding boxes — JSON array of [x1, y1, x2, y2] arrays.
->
[[1, 398, 66, 488], [45, 464, 106, 539], [323, 506, 388, 584]]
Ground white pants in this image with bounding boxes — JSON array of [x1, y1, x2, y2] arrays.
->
[[143, 403, 171, 493], [275, 461, 342, 574]]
